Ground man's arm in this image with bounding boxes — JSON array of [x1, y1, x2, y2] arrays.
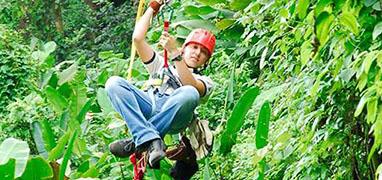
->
[[173, 59, 207, 96], [132, 4, 158, 63]]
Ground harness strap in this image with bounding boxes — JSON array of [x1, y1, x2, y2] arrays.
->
[[148, 87, 157, 116]]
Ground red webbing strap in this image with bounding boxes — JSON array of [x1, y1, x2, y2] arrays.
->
[[130, 153, 146, 180], [163, 20, 169, 68]]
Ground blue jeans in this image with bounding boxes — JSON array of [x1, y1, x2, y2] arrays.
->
[[105, 76, 200, 147]]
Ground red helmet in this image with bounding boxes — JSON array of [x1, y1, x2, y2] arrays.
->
[[183, 29, 216, 56]]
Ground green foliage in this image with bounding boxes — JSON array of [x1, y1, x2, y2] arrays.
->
[[184, 0, 382, 179], [20, 157, 53, 180], [0, 25, 37, 114], [59, 130, 78, 180], [255, 101, 271, 149], [0, 138, 54, 180], [296, 0, 310, 19], [315, 11, 335, 46], [0, 138, 30, 178], [31, 121, 49, 158], [219, 86, 260, 154], [0, 159, 15, 180], [1, 0, 382, 179]]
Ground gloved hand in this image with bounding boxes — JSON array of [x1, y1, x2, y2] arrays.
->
[[149, 0, 164, 16]]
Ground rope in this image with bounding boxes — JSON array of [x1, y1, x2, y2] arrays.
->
[[127, 0, 146, 80]]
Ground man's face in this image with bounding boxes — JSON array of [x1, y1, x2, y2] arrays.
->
[[183, 43, 210, 68]]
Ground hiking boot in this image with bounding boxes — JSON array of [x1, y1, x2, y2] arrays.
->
[[109, 138, 136, 158], [147, 138, 166, 167]]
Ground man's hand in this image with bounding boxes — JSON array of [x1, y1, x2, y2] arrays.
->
[[159, 32, 180, 57], [149, 0, 164, 15]]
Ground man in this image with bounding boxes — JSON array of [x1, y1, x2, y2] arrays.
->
[[105, 0, 215, 169]]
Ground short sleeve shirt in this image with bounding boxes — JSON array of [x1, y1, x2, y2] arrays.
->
[[144, 51, 214, 99]]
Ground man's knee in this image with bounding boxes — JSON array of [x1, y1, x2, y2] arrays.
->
[[176, 86, 200, 105], [105, 76, 127, 93]]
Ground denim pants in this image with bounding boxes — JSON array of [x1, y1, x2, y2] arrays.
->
[[105, 76, 200, 147]]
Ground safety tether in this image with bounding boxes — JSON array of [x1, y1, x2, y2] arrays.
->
[[147, 0, 178, 115]]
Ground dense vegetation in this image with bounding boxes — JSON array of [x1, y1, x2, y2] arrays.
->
[[1, 0, 382, 179]]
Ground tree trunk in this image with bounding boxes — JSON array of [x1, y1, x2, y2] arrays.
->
[[54, 2, 64, 34]]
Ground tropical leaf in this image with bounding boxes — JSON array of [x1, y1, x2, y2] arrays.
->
[[219, 87, 260, 154], [31, 121, 48, 158], [43, 41, 57, 54], [97, 70, 109, 86], [0, 138, 30, 178], [356, 73, 368, 91], [362, 51, 378, 74], [48, 131, 71, 161], [41, 119, 57, 151], [76, 98, 93, 123], [373, 22, 382, 40], [81, 153, 108, 178], [45, 86, 68, 113], [57, 62, 78, 86], [258, 159, 266, 180], [96, 88, 114, 114], [229, 0, 252, 11], [31, 51, 49, 62], [184, 5, 216, 15], [254, 83, 288, 109], [296, 0, 310, 19], [203, 158, 211, 180], [172, 19, 219, 34], [256, 101, 271, 149], [19, 157, 53, 180], [355, 95, 368, 117], [260, 47, 268, 70], [59, 130, 78, 180], [315, 11, 334, 46], [365, 0, 378, 7], [227, 66, 235, 106], [81, 166, 99, 178], [69, 80, 87, 120], [300, 40, 313, 67], [314, 0, 332, 16], [367, 98, 378, 124], [339, 12, 359, 35], [39, 69, 54, 89], [0, 158, 15, 180], [216, 19, 235, 30]]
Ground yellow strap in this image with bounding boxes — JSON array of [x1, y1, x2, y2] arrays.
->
[[127, 0, 146, 80]]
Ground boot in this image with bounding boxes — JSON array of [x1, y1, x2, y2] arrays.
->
[[147, 138, 166, 167], [109, 138, 136, 158]]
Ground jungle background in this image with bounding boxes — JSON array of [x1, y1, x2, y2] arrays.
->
[[1, 0, 382, 179]]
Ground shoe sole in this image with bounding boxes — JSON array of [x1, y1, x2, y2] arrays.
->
[[149, 151, 166, 167]]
